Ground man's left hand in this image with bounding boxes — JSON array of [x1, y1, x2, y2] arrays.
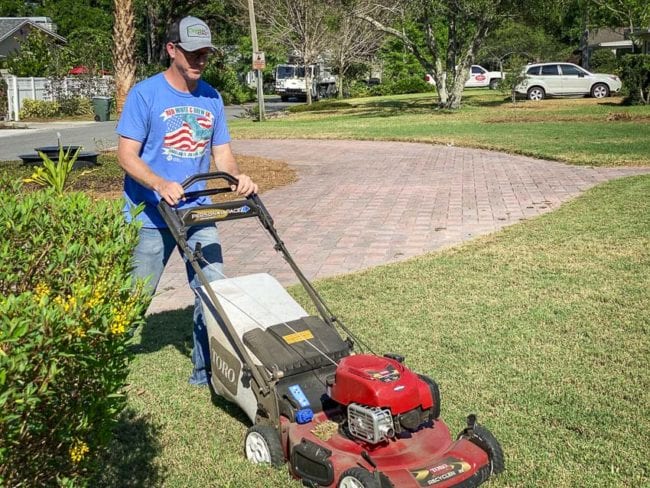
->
[[232, 174, 258, 196]]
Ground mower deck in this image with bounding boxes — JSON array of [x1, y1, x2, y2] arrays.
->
[[286, 411, 491, 487]]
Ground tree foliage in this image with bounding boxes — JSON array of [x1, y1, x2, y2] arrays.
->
[[355, 0, 519, 108]]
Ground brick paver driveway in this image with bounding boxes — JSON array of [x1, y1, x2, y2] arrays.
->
[[148, 139, 649, 313]]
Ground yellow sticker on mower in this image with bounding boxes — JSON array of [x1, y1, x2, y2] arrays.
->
[[283, 330, 314, 344]]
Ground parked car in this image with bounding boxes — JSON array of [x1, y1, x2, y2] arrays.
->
[[515, 62, 622, 101], [425, 65, 503, 89]]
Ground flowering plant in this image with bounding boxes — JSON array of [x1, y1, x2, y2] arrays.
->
[[0, 180, 149, 485]]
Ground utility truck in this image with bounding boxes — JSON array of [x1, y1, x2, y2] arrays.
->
[[274, 63, 337, 102]]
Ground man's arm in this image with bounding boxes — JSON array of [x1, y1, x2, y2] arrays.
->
[[212, 142, 258, 196], [117, 135, 185, 205]]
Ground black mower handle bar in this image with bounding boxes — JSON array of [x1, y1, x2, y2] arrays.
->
[[181, 171, 241, 200]]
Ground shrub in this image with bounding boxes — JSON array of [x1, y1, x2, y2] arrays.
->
[[0, 180, 150, 486], [0, 78, 7, 120], [618, 54, 650, 105], [348, 80, 372, 99], [589, 49, 618, 74], [59, 96, 93, 117], [202, 63, 255, 105], [368, 76, 434, 96], [19, 98, 61, 119]]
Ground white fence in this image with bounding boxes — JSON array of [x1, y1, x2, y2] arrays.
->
[[3, 75, 114, 121]]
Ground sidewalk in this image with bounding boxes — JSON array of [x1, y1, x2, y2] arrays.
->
[[147, 139, 650, 314]]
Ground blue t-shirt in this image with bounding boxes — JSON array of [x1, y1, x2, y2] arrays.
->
[[116, 73, 231, 228]]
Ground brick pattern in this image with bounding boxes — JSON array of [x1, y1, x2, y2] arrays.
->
[[148, 139, 649, 313]]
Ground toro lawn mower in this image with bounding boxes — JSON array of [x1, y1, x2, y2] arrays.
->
[[159, 172, 504, 487]]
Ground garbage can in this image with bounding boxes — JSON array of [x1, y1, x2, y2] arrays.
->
[[91, 96, 112, 122]]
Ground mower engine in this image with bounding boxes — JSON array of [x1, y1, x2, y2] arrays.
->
[[329, 354, 441, 444]]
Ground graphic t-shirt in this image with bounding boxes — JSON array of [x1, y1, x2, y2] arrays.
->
[[116, 73, 231, 228]]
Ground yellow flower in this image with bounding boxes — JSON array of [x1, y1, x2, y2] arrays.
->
[[109, 307, 129, 335], [35, 282, 50, 300], [69, 439, 89, 463], [54, 294, 77, 313], [73, 326, 86, 338], [87, 281, 108, 309]]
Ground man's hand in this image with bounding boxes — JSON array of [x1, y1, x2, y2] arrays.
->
[[154, 179, 185, 206], [231, 173, 258, 196]]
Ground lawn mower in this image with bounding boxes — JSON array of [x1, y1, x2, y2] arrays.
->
[[158, 172, 504, 487]]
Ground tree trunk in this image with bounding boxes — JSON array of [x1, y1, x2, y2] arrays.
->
[[113, 0, 136, 116], [305, 69, 313, 105]]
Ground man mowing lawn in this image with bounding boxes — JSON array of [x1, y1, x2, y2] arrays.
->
[[116, 16, 258, 386]]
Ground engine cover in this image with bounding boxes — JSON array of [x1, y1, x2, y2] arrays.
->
[[329, 354, 434, 415]]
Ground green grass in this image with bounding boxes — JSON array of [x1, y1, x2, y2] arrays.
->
[[98, 174, 650, 487], [231, 90, 650, 166]]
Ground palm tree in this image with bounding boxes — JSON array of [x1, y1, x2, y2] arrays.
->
[[113, 0, 136, 116]]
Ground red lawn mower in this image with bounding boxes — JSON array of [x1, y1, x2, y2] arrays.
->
[[159, 172, 504, 487]]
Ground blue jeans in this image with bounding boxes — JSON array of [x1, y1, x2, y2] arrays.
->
[[133, 225, 224, 385]]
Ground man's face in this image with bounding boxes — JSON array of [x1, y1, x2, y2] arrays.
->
[[170, 43, 213, 80]]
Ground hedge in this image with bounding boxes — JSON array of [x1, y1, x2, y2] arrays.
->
[[0, 180, 150, 486]]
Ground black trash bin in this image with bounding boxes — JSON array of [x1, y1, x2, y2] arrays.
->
[[91, 96, 112, 122]]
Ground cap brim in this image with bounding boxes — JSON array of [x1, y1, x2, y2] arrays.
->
[[177, 41, 216, 52]]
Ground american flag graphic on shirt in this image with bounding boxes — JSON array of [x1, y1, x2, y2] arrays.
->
[[160, 106, 214, 160]]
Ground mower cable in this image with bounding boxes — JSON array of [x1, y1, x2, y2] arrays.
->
[[253, 219, 376, 355]]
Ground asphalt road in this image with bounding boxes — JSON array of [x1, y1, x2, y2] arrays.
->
[[0, 98, 293, 161]]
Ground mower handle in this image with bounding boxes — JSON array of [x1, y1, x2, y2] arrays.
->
[[181, 171, 238, 190], [180, 171, 242, 200]]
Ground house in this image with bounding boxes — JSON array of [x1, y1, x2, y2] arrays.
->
[[585, 27, 634, 68], [627, 28, 650, 54], [0, 17, 66, 60]]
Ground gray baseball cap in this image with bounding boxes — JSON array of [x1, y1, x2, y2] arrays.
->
[[167, 16, 216, 52]]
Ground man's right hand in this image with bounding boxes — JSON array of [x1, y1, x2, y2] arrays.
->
[[154, 179, 185, 206]]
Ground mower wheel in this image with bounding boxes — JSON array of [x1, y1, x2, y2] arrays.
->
[[460, 424, 505, 476], [338, 467, 383, 488], [244, 425, 285, 467]]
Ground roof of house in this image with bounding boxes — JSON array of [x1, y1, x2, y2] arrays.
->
[[588, 27, 627, 45], [0, 17, 66, 44]]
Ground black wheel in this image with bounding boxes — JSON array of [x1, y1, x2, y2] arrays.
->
[[338, 467, 380, 488], [591, 83, 610, 98], [244, 425, 285, 467], [489, 79, 499, 90], [527, 86, 545, 101], [459, 424, 505, 476]]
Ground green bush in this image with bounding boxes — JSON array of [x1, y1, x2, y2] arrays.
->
[[0, 180, 150, 486], [348, 80, 372, 99], [59, 96, 93, 117], [369, 76, 434, 96], [19, 99, 61, 119], [589, 49, 618, 73], [203, 64, 255, 105], [18, 97, 92, 119], [0, 78, 7, 120], [618, 54, 650, 105]]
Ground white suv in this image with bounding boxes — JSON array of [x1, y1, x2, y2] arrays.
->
[[515, 62, 622, 100]]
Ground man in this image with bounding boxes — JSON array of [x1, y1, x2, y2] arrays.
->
[[116, 16, 258, 385]]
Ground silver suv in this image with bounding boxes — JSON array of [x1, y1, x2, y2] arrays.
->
[[515, 62, 622, 101]]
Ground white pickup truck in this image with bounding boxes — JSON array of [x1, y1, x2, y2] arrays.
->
[[425, 65, 504, 90]]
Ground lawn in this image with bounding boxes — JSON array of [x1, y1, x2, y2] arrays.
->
[[96, 174, 649, 487], [230, 91, 650, 167]]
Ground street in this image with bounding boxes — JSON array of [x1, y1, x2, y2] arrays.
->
[[0, 97, 293, 161]]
